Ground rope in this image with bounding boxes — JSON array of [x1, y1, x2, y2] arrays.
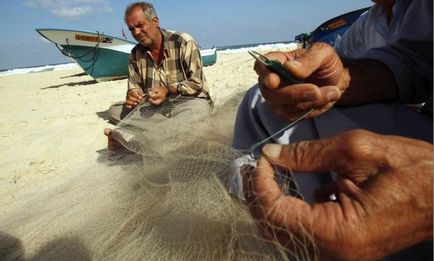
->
[[56, 31, 104, 75]]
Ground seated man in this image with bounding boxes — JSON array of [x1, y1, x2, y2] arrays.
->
[[105, 2, 211, 152]]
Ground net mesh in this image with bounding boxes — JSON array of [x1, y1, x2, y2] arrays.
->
[[99, 92, 316, 260], [0, 48, 317, 261]]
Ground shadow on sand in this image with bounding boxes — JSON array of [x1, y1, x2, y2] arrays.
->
[[0, 232, 91, 261], [96, 110, 110, 121], [41, 80, 98, 90], [61, 72, 88, 79]]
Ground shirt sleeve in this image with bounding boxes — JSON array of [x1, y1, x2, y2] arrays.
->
[[334, 11, 368, 58], [127, 50, 144, 93], [169, 37, 208, 97], [362, 0, 433, 104], [334, 5, 387, 59]]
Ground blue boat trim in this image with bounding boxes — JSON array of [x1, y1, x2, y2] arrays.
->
[[61, 45, 129, 81], [295, 7, 370, 46]]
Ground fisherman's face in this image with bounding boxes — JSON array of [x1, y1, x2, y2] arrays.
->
[[126, 7, 160, 48]]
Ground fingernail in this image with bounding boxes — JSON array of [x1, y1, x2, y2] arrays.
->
[[303, 90, 317, 101], [263, 144, 282, 159], [327, 90, 339, 102]]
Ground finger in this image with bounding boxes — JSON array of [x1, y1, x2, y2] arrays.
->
[[261, 142, 336, 174], [241, 164, 268, 223], [129, 90, 144, 99], [267, 85, 340, 118], [261, 131, 395, 175], [103, 128, 112, 136], [256, 51, 298, 89], [318, 86, 341, 104], [336, 177, 363, 200], [254, 60, 269, 77], [148, 90, 156, 97], [125, 99, 139, 106], [261, 73, 281, 90], [283, 42, 336, 80], [148, 98, 157, 105], [148, 98, 163, 106], [127, 95, 142, 103], [254, 156, 313, 229], [260, 83, 321, 104]]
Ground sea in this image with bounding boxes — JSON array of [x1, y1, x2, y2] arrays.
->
[[0, 41, 298, 77]]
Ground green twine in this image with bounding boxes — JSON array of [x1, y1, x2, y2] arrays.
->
[[248, 108, 315, 153]]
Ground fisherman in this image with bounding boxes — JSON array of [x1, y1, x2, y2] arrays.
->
[[233, 0, 432, 154], [104, 2, 210, 151], [235, 0, 433, 259]]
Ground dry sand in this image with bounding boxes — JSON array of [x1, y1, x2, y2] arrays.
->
[[0, 46, 298, 260], [0, 51, 256, 213]]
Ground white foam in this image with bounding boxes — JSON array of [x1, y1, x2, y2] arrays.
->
[[219, 42, 300, 54], [0, 63, 79, 76], [0, 42, 299, 77]]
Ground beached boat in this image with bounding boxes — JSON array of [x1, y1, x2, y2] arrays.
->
[[200, 47, 217, 67], [295, 7, 370, 47], [36, 28, 217, 81]]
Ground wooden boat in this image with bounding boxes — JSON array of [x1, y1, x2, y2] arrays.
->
[[36, 28, 217, 81], [200, 47, 217, 67], [295, 7, 370, 47]]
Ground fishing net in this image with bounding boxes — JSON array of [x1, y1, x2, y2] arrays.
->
[[0, 46, 317, 260], [97, 91, 316, 260]]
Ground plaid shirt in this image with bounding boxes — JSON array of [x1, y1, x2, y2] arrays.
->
[[128, 29, 209, 99]]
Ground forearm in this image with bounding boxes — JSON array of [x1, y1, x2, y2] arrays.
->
[[169, 77, 203, 96], [337, 59, 399, 106]]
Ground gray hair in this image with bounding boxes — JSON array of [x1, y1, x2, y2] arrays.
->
[[124, 2, 157, 22]]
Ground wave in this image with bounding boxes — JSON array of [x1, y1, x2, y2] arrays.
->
[[0, 63, 79, 76], [217, 42, 299, 54], [0, 42, 300, 76]]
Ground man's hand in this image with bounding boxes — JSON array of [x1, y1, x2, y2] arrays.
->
[[243, 129, 433, 260], [125, 89, 145, 109], [148, 86, 170, 106], [255, 43, 349, 121]]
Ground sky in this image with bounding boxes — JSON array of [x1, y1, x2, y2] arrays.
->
[[0, 0, 371, 70]]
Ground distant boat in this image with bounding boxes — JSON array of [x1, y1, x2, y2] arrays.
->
[[295, 7, 370, 47], [36, 28, 217, 82]]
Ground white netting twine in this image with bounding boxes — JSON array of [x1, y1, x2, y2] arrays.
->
[[0, 45, 319, 260], [0, 92, 317, 260]]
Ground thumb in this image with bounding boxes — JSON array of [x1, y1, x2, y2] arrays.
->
[[283, 42, 337, 80], [261, 140, 334, 173]]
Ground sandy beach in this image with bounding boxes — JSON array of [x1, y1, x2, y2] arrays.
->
[[0, 45, 300, 260], [0, 51, 256, 212]]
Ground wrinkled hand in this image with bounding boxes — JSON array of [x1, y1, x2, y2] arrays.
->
[[255, 42, 350, 121], [148, 86, 169, 106], [243, 129, 433, 260], [125, 89, 145, 109]]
